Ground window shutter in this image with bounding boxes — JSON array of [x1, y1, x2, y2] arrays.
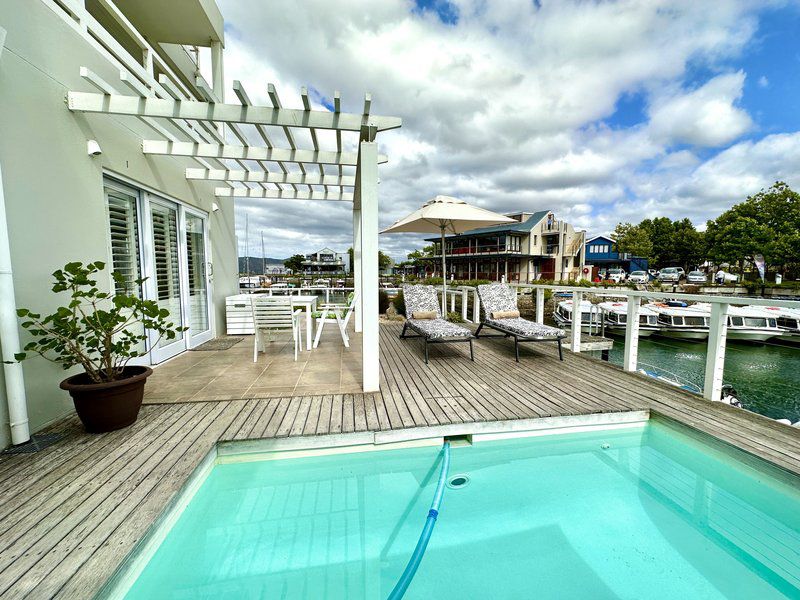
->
[[151, 207, 180, 301], [106, 187, 141, 296]]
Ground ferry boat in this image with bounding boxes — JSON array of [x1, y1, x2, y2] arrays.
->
[[553, 300, 604, 333], [746, 306, 800, 345], [645, 301, 709, 340], [694, 303, 783, 343], [597, 301, 660, 337]]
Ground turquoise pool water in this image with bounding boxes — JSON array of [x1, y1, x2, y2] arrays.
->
[[120, 421, 800, 599]]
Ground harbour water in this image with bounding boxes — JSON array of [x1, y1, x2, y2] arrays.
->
[[594, 337, 800, 423]]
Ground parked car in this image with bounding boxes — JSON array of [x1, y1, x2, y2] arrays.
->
[[714, 270, 739, 283], [605, 268, 627, 283], [658, 267, 684, 283], [686, 271, 707, 284], [628, 270, 649, 284]]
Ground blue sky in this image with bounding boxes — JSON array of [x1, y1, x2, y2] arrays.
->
[[218, 0, 800, 260]]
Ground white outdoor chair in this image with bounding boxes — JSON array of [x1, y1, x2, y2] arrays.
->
[[252, 296, 304, 362], [313, 291, 358, 348]]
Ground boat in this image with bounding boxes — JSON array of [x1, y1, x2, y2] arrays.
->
[[694, 303, 784, 343], [645, 302, 709, 340], [746, 305, 800, 345], [553, 300, 604, 333], [597, 301, 660, 337]]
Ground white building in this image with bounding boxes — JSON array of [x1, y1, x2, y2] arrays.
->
[[0, 0, 401, 448]]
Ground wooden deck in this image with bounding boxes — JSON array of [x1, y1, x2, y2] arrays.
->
[[0, 321, 798, 598]]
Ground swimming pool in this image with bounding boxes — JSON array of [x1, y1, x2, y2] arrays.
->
[[109, 417, 800, 599]]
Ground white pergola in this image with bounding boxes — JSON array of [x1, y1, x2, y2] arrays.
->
[[67, 69, 401, 392]]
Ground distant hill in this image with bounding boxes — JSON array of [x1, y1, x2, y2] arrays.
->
[[238, 256, 286, 273]]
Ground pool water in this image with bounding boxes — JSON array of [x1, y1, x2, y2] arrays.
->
[[120, 421, 800, 599]]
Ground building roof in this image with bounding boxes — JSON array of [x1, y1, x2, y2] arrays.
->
[[586, 235, 614, 244], [427, 210, 550, 241]]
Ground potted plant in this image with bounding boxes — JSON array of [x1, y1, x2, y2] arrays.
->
[[14, 261, 185, 433]]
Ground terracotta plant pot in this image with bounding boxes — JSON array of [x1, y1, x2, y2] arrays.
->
[[60, 366, 152, 433]]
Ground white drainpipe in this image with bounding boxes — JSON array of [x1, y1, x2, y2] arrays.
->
[[0, 163, 30, 445]]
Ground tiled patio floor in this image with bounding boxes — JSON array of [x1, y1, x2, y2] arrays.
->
[[145, 324, 363, 402]]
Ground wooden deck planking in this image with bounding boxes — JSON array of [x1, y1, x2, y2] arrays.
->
[[0, 321, 797, 598]]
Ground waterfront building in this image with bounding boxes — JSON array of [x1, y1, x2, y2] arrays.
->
[[301, 247, 350, 275], [429, 210, 586, 282], [585, 235, 648, 275]]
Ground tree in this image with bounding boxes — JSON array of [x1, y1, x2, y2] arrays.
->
[[638, 216, 676, 267], [283, 254, 305, 273], [346, 247, 393, 270], [705, 182, 800, 276], [613, 222, 653, 259], [672, 218, 705, 271], [407, 244, 435, 267]]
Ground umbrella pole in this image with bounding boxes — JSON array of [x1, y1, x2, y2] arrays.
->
[[441, 227, 447, 318]]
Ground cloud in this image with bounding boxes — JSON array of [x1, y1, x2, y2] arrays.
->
[[216, 0, 795, 260], [648, 72, 753, 147]]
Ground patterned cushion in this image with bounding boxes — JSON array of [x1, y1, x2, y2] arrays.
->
[[402, 284, 442, 318], [477, 283, 518, 318], [486, 317, 566, 339], [407, 318, 472, 339]]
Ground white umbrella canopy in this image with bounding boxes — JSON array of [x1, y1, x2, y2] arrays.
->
[[381, 195, 516, 316]]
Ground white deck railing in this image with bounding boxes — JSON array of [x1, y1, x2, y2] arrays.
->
[[509, 284, 800, 403]]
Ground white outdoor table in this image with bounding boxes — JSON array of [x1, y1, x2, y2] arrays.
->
[[225, 293, 318, 350]]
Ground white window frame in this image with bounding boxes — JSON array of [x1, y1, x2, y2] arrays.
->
[[103, 173, 213, 364]]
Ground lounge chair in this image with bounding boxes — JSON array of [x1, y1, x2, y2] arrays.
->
[[400, 284, 474, 364], [475, 283, 565, 362]]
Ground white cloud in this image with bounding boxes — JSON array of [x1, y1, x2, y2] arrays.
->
[[758, 75, 769, 88], [216, 0, 794, 260], [648, 72, 753, 147]]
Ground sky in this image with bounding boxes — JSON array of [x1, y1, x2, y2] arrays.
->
[[215, 0, 800, 262]]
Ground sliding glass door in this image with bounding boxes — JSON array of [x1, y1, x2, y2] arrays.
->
[[145, 200, 186, 362], [105, 177, 212, 365], [184, 211, 212, 347]]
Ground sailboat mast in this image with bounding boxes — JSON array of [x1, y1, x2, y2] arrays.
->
[[261, 231, 266, 275], [245, 213, 250, 276]]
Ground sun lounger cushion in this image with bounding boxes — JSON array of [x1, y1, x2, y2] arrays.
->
[[406, 318, 472, 339], [486, 317, 565, 339], [477, 283, 518, 317], [402, 284, 442, 318]]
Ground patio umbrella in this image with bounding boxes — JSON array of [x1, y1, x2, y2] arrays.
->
[[381, 195, 516, 316]]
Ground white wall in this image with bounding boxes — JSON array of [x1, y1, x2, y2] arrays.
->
[[0, 0, 238, 447]]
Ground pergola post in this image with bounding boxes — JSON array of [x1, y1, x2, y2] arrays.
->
[[357, 137, 379, 392], [352, 208, 363, 333]]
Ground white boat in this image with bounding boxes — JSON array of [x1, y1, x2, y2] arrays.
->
[[645, 302, 709, 340], [553, 300, 604, 333], [693, 303, 783, 343], [597, 301, 659, 337], [746, 305, 800, 344]]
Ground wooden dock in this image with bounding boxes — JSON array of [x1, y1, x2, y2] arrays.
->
[[0, 321, 798, 598]]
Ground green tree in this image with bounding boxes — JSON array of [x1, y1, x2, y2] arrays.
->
[[613, 222, 653, 258], [346, 247, 394, 270], [672, 218, 705, 271], [705, 182, 800, 276], [639, 216, 676, 267], [283, 254, 305, 273], [407, 244, 435, 267]]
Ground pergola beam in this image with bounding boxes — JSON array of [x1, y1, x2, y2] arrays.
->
[[67, 91, 402, 131], [214, 188, 353, 200], [143, 140, 388, 165], [187, 168, 354, 186]]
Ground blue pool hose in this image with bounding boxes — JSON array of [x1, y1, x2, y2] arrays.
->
[[387, 442, 451, 600]]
